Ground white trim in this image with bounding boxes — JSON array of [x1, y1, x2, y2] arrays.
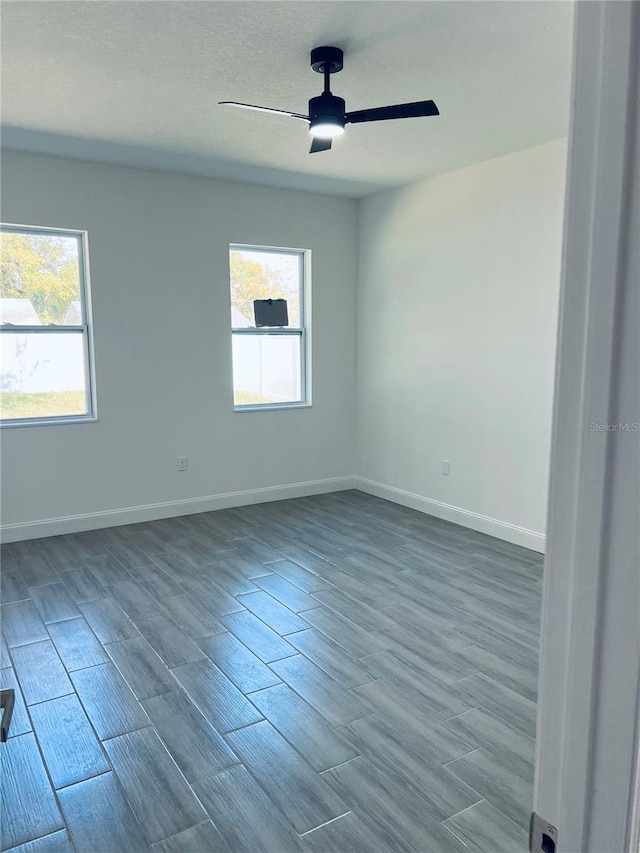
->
[[0, 476, 355, 543], [0, 222, 98, 427], [535, 3, 640, 851], [354, 476, 545, 552]]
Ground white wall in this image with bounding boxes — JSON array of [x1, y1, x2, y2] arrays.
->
[[355, 139, 567, 549], [0, 151, 357, 537]]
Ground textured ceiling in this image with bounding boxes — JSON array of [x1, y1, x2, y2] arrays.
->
[[1, 1, 574, 197]]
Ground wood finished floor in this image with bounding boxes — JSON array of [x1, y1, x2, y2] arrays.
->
[[0, 491, 542, 853]]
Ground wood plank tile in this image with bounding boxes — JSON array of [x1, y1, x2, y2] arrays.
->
[[301, 607, 386, 657], [108, 580, 160, 624], [151, 821, 232, 853], [78, 598, 139, 644], [135, 563, 184, 600], [339, 711, 476, 778], [60, 568, 106, 604], [311, 587, 389, 633], [451, 673, 537, 739], [218, 550, 274, 582], [120, 527, 170, 556], [47, 618, 109, 672], [10, 640, 73, 706], [270, 654, 369, 727], [106, 543, 155, 570], [204, 559, 259, 596], [455, 644, 538, 703], [221, 610, 296, 663], [278, 544, 338, 579], [194, 765, 303, 853], [446, 707, 535, 781], [5, 830, 74, 853], [28, 583, 80, 624], [29, 694, 110, 789], [0, 567, 30, 605], [365, 644, 475, 689], [302, 812, 396, 853], [1, 601, 48, 648], [231, 537, 282, 568], [0, 732, 64, 850], [270, 559, 329, 593], [445, 748, 533, 829], [226, 720, 348, 833], [180, 576, 245, 617], [57, 772, 149, 853], [83, 554, 133, 585], [103, 727, 207, 844], [34, 536, 84, 574], [324, 755, 473, 853], [70, 662, 149, 740], [0, 667, 32, 738], [15, 554, 60, 589], [66, 530, 112, 560], [197, 632, 281, 693], [352, 669, 470, 725], [135, 618, 205, 669], [442, 799, 529, 853], [142, 690, 238, 782], [254, 573, 317, 612], [156, 594, 225, 639], [237, 590, 308, 635], [335, 718, 482, 821], [146, 551, 202, 581], [105, 636, 176, 701], [249, 682, 358, 772], [171, 658, 263, 733], [16, 491, 541, 853], [286, 628, 374, 687]]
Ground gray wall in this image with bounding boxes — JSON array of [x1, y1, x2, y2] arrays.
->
[[355, 139, 567, 548], [1, 151, 358, 533]]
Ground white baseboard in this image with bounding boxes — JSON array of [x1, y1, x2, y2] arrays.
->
[[354, 476, 546, 553], [0, 477, 356, 543], [1, 474, 546, 553]]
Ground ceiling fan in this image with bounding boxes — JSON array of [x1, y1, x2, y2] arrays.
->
[[219, 46, 440, 153]]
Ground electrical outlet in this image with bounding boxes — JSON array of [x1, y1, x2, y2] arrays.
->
[[442, 459, 450, 476], [178, 456, 188, 472]]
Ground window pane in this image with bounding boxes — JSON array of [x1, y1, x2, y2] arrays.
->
[[0, 230, 82, 326], [230, 249, 301, 328], [1, 332, 88, 420], [232, 334, 301, 406]]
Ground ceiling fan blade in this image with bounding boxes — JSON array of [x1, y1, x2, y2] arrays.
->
[[219, 101, 308, 120], [310, 137, 332, 154], [346, 99, 439, 124]]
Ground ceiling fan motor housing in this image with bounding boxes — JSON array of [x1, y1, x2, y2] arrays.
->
[[308, 93, 346, 131], [310, 46, 344, 75]]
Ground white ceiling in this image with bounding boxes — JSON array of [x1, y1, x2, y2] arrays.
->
[[1, 1, 574, 198]]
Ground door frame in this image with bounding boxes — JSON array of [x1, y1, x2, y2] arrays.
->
[[535, 2, 640, 851]]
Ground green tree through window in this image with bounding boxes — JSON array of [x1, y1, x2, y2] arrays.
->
[[0, 232, 80, 325]]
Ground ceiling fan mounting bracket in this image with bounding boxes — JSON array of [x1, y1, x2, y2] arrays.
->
[[310, 46, 344, 75]]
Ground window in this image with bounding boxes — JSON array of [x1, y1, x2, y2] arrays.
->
[[229, 245, 309, 409], [0, 224, 95, 426]]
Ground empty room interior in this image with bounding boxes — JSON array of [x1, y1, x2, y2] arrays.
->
[[0, 2, 577, 852]]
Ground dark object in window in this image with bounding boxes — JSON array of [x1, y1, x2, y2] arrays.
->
[[254, 299, 289, 327]]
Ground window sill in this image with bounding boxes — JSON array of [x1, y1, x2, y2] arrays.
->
[[0, 414, 98, 429], [234, 402, 312, 413]]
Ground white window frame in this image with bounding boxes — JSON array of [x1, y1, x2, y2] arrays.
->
[[0, 223, 97, 428], [230, 244, 311, 412]]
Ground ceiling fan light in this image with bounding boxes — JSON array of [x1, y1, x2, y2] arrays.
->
[[309, 122, 345, 139]]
